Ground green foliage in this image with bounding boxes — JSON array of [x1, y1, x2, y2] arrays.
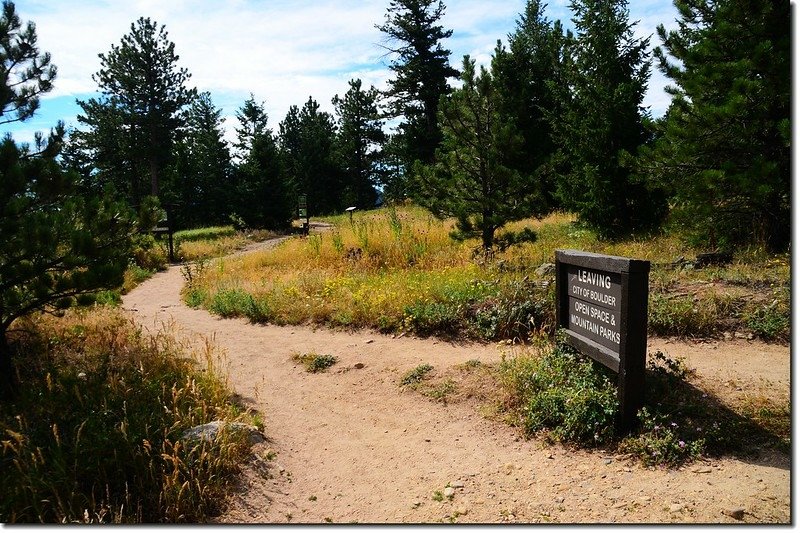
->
[[400, 363, 434, 386], [278, 98, 341, 216], [0, 310, 253, 523], [470, 278, 554, 341], [0, 1, 56, 125], [501, 344, 618, 445], [554, 0, 666, 237], [173, 92, 232, 228], [414, 56, 547, 250], [491, 0, 569, 212], [332, 79, 386, 209], [744, 300, 789, 342], [292, 352, 338, 373], [234, 95, 293, 230], [174, 226, 236, 243], [73, 17, 196, 204], [648, 0, 789, 251], [378, 0, 459, 174]]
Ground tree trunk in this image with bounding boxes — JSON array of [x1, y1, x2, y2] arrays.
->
[[0, 332, 18, 402], [481, 224, 495, 252]]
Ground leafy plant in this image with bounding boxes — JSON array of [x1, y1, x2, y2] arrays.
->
[[292, 352, 337, 373], [400, 363, 434, 386]]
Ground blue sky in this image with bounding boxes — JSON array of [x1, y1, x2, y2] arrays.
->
[[8, 0, 681, 145]]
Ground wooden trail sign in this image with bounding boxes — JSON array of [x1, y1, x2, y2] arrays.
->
[[555, 249, 650, 432]]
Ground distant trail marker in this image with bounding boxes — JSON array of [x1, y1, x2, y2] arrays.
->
[[555, 249, 650, 432]]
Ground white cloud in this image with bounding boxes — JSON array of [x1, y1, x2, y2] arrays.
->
[[12, 0, 678, 145]]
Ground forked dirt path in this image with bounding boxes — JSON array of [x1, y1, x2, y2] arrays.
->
[[122, 237, 790, 524]]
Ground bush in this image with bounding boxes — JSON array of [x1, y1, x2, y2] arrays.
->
[[500, 344, 618, 445], [400, 364, 434, 386], [292, 352, 337, 373], [0, 309, 254, 523]]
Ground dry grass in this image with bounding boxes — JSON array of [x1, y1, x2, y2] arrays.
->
[[0, 308, 258, 523]]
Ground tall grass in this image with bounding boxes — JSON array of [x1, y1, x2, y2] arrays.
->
[[184, 205, 789, 342], [0, 309, 256, 523]]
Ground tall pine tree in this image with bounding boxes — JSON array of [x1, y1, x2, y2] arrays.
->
[[378, 0, 458, 195], [233, 96, 292, 229], [173, 92, 232, 227], [645, 0, 790, 251], [555, 0, 665, 237], [75, 18, 195, 205], [414, 56, 545, 250], [332, 79, 386, 209], [491, 0, 571, 212]]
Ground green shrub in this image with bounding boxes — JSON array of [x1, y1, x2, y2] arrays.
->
[[400, 363, 434, 386], [500, 344, 617, 445], [744, 299, 789, 341], [208, 289, 254, 318], [292, 352, 337, 373], [174, 226, 236, 243], [402, 302, 462, 336], [131, 234, 168, 272]]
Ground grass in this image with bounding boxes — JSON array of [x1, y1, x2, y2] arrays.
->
[[292, 352, 338, 373], [182, 205, 789, 343], [0, 308, 257, 523]]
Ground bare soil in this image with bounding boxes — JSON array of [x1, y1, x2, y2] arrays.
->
[[122, 237, 790, 524]]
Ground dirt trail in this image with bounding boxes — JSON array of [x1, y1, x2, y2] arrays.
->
[[122, 237, 790, 524]]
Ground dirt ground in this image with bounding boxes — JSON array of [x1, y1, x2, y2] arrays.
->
[[122, 237, 791, 524]]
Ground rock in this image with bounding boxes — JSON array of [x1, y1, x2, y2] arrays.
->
[[364, 339, 374, 344], [746, 333, 754, 341], [443, 487, 456, 498], [411, 501, 421, 509], [723, 507, 745, 520], [723, 331, 733, 341], [181, 420, 265, 445], [669, 503, 685, 513], [353, 362, 365, 369], [693, 467, 713, 474], [503, 463, 515, 475], [604, 459, 613, 465], [554, 496, 565, 504], [535, 263, 556, 277], [456, 507, 468, 516], [451, 480, 465, 489], [734, 331, 748, 339]]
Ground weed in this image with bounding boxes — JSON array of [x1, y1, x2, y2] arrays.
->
[[0, 309, 254, 523], [292, 352, 337, 373], [744, 298, 789, 341], [432, 491, 444, 502], [401, 364, 434, 386], [424, 379, 457, 402]]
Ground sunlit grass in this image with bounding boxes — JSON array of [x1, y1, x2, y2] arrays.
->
[[183, 205, 789, 342]]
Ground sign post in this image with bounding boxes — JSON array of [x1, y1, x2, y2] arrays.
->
[[298, 194, 309, 236], [555, 249, 650, 432]]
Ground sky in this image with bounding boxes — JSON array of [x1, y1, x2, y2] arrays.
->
[[8, 0, 682, 146]]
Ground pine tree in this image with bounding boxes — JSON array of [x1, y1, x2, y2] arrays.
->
[[0, 3, 136, 398], [646, 0, 790, 251], [413, 56, 545, 251], [75, 17, 196, 205], [278, 97, 341, 216], [0, 1, 56, 125], [233, 97, 292, 229], [332, 79, 386, 209], [491, 0, 570, 212], [174, 92, 232, 227], [555, 0, 665, 237], [377, 0, 459, 176]]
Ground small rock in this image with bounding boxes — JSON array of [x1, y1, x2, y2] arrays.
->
[[411, 501, 421, 509], [734, 331, 748, 339], [723, 507, 745, 520], [364, 339, 374, 344], [612, 502, 627, 509], [456, 507, 468, 516], [547, 454, 554, 460], [669, 503, 685, 513], [424, 438, 431, 442], [604, 459, 613, 465], [181, 420, 265, 445], [723, 331, 733, 341], [638, 496, 652, 503], [451, 480, 465, 488], [443, 487, 455, 498], [554, 496, 565, 504], [746, 333, 754, 341], [353, 362, 365, 369], [77, 372, 87, 380], [535, 263, 556, 277], [693, 467, 713, 474], [503, 463, 515, 475]]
